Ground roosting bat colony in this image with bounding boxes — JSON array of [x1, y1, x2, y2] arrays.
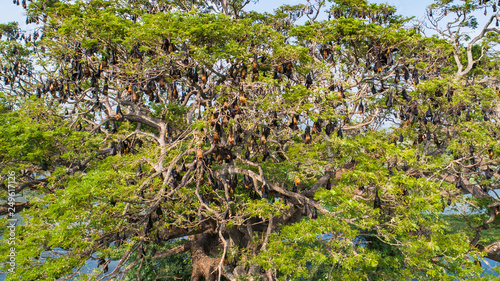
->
[[1, 0, 500, 280]]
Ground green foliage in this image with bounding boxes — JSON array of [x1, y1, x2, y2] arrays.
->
[[1, 0, 500, 280]]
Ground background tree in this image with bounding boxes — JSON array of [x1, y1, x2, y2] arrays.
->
[[0, 0, 499, 280]]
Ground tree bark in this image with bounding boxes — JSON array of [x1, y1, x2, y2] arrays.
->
[[189, 231, 222, 281]]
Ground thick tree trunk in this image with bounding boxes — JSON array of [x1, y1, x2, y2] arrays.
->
[[485, 240, 500, 262], [189, 231, 222, 281]]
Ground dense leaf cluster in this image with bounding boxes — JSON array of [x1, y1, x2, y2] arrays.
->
[[1, 0, 500, 280]]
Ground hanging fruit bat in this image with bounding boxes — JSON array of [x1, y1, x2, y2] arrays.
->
[[371, 84, 377, 95], [170, 67, 180, 80], [434, 89, 442, 97], [337, 127, 343, 138], [49, 79, 58, 93], [117, 141, 125, 155], [426, 129, 432, 141], [357, 101, 364, 114], [466, 111, 471, 121], [284, 62, 292, 78], [110, 143, 117, 155], [374, 60, 382, 73], [159, 75, 166, 90], [262, 145, 270, 161], [245, 147, 250, 160], [302, 204, 309, 216], [325, 178, 331, 190], [252, 56, 259, 73], [99, 58, 108, 72], [136, 164, 143, 178], [293, 178, 300, 193], [84, 64, 91, 77], [302, 126, 311, 144], [171, 84, 178, 100], [252, 71, 259, 82], [111, 121, 118, 133], [328, 83, 336, 92], [229, 174, 238, 191], [103, 79, 108, 95], [276, 63, 283, 74], [260, 131, 267, 144], [338, 86, 346, 99], [413, 68, 419, 85], [200, 69, 208, 85], [305, 74, 313, 88], [228, 127, 235, 146], [404, 68, 410, 82], [161, 38, 170, 52], [197, 148, 203, 161], [374, 189, 382, 209], [110, 51, 117, 65], [243, 175, 252, 189], [310, 207, 317, 220], [425, 106, 433, 121], [401, 89, 411, 102], [418, 133, 424, 144], [386, 94, 393, 108], [165, 124, 173, 143], [433, 134, 442, 148], [394, 69, 400, 84], [251, 136, 259, 152], [98, 257, 106, 268], [229, 63, 236, 79], [260, 126, 270, 144], [273, 70, 281, 81], [115, 105, 124, 121], [168, 40, 176, 54], [312, 118, 322, 134], [386, 50, 393, 66], [320, 46, 332, 59], [210, 113, 218, 126], [130, 85, 139, 103], [456, 176, 464, 189], [239, 92, 247, 106], [252, 55, 259, 82], [289, 114, 299, 130], [240, 63, 247, 79], [234, 131, 241, 145], [213, 130, 220, 144], [261, 186, 268, 199], [469, 144, 475, 155], [324, 121, 334, 136]]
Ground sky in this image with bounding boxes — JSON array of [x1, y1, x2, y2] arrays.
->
[[1, 1, 29, 28], [0, 0, 432, 30], [245, 0, 431, 20], [0, 0, 493, 42]]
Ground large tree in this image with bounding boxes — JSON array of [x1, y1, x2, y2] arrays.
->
[[1, 0, 499, 280]]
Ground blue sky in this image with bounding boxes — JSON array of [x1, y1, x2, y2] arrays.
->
[[0, 0, 432, 29], [0, 0, 491, 39], [1, 1, 28, 28], [246, 0, 431, 20]]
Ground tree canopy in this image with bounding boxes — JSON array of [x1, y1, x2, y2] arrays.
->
[[1, 0, 500, 280]]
